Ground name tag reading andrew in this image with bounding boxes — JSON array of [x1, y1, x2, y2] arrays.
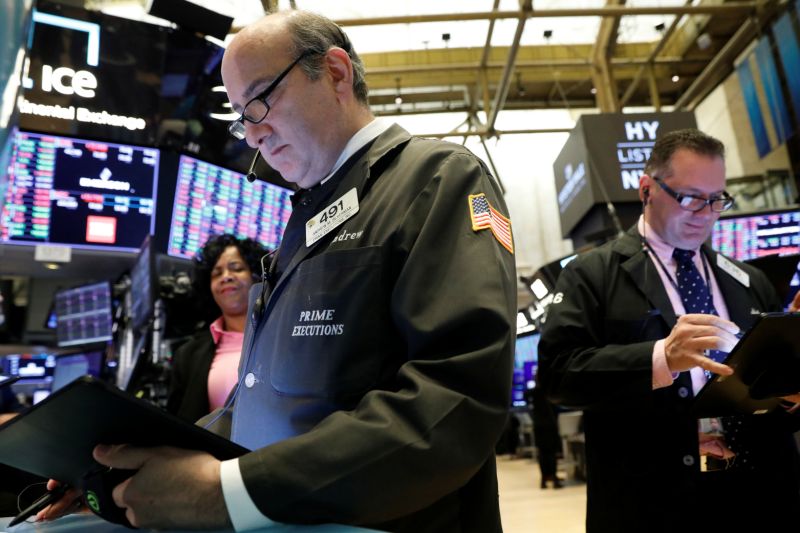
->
[[306, 188, 360, 247]]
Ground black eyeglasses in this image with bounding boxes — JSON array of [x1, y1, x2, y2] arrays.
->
[[228, 51, 311, 140], [652, 176, 734, 213]]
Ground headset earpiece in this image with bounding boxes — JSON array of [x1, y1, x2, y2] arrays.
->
[[643, 188, 650, 204]]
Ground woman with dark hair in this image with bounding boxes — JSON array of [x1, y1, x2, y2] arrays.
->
[[167, 234, 269, 421]]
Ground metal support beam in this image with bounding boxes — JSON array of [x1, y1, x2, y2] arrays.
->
[[674, 7, 774, 110], [486, 0, 531, 133], [619, 0, 688, 108], [647, 64, 661, 111], [419, 127, 573, 138], [591, 0, 624, 112], [471, 0, 501, 123], [365, 56, 709, 77], [331, 3, 759, 27]]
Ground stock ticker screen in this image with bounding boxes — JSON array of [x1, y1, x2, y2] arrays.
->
[[167, 155, 292, 259], [711, 208, 800, 261], [54, 281, 113, 347], [0, 131, 159, 251]]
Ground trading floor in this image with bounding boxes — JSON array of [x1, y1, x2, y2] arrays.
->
[[497, 456, 586, 533]]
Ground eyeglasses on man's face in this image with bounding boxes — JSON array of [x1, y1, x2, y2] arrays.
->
[[652, 176, 734, 213], [228, 51, 311, 140]]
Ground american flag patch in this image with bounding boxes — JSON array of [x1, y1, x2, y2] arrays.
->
[[468, 193, 513, 254]]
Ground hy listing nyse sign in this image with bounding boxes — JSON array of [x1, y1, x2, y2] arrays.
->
[[617, 120, 660, 190], [18, 10, 146, 131]]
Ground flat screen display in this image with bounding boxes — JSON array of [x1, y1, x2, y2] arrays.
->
[[711, 208, 800, 261], [512, 332, 540, 408], [167, 154, 292, 259], [51, 350, 104, 392], [54, 281, 113, 347], [1, 353, 56, 387], [130, 235, 155, 332], [0, 130, 159, 251]]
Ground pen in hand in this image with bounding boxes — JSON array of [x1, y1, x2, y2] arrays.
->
[[8, 483, 71, 527]]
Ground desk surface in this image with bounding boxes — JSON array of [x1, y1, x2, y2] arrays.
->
[[0, 514, 379, 532]]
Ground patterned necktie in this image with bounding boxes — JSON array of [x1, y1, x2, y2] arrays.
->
[[673, 248, 717, 315], [672, 248, 725, 373], [673, 248, 747, 467]]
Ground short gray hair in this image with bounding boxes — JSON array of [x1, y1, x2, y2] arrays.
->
[[282, 10, 369, 106]]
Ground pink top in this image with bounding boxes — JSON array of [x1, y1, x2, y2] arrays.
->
[[638, 216, 731, 394], [207, 317, 244, 410]]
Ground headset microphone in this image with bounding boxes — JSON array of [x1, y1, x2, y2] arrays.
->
[[246, 149, 262, 183]]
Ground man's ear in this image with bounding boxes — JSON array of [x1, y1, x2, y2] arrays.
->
[[639, 174, 652, 205], [325, 47, 353, 97]]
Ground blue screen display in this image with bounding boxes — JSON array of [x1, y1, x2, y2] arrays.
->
[[512, 333, 539, 407]]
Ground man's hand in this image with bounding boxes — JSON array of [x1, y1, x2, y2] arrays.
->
[[789, 291, 800, 312], [0, 412, 18, 425], [664, 314, 739, 375], [93, 444, 232, 530], [36, 480, 86, 522]]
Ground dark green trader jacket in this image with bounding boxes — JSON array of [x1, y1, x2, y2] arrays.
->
[[214, 125, 516, 532]]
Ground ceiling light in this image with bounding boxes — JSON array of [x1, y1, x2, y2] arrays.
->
[[394, 77, 403, 106], [590, 87, 597, 95], [43, 263, 60, 270], [697, 32, 712, 50], [671, 75, 680, 83]]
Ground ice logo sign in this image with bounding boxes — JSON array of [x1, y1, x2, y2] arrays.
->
[[22, 11, 101, 98], [617, 120, 660, 190]]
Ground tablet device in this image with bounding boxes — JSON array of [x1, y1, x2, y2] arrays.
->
[[0, 374, 20, 387], [692, 312, 800, 417], [0, 375, 248, 486]]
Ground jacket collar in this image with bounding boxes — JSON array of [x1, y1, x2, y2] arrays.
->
[[613, 225, 757, 330], [616, 225, 677, 329], [263, 124, 412, 316], [702, 247, 758, 329]]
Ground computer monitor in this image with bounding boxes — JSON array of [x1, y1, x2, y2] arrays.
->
[[54, 281, 113, 347], [1, 352, 56, 400], [129, 234, 156, 332], [0, 130, 160, 251], [711, 207, 800, 261], [512, 332, 540, 408], [50, 350, 105, 393], [166, 154, 292, 259]]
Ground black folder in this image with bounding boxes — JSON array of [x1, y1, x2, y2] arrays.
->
[[692, 312, 800, 417], [0, 375, 248, 486], [0, 374, 20, 387]]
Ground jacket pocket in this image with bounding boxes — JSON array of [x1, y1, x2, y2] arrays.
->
[[268, 246, 396, 399]]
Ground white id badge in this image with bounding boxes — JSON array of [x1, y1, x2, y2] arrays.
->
[[305, 188, 360, 247]]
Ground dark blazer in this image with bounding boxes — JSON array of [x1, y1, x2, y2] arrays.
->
[[539, 225, 800, 532], [166, 328, 216, 422], [211, 125, 516, 533]]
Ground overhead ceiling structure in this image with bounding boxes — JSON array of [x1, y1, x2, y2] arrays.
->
[[87, 0, 790, 139], [342, 0, 785, 139]]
